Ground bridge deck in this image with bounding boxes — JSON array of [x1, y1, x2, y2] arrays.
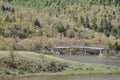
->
[[54, 46, 104, 50]]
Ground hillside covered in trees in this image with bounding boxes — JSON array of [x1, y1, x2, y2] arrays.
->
[[0, 0, 120, 56]]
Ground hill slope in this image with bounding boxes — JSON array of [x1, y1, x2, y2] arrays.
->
[[0, 0, 120, 55], [0, 51, 120, 75]]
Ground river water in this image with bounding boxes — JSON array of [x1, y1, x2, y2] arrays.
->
[[49, 55, 120, 80], [48, 75, 120, 80], [10, 75, 120, 80], [54, 55, 120, 67]]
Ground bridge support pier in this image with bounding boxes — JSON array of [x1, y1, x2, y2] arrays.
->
[[99, 49, 103, 56], [84, 50, 87, 55], [70, 49, 72, 56], [52, 48, 54, 55], [53, 48, 60, 55]]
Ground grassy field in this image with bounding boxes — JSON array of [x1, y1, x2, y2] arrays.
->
[[0, 51, 120, 76]]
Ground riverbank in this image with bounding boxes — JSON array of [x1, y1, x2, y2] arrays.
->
[[98, 55, 120, 59], [0, 51, 120, 78], [0, 72, 120, 80]]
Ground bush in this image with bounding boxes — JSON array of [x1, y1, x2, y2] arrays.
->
[[113, 42, 120, 51], [1, 5, 6, 11], [4, 69, 11, 75], [34, 19, 41, 28], [56, 22, 68, 33], [0, 45, 9, 50], [109, 50, 117, 56], [18, 70, 24, 74], [105, 31, 110, 37]]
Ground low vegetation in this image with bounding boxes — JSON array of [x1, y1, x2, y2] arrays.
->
[[0, 51, 120, 76], [0, 51, 69, 75]]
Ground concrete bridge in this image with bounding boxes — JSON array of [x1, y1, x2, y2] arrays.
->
[[52, 46, 104, 56]]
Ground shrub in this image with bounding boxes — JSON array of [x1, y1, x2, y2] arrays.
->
[[56, 22, 68, 33], [105, 31, 110, 37], [18, 70, 24, 74], [1, 5, 6, 11], [113, 42, 120, 51], [34, 19, 41, 28], [4, 69, 11, 75]]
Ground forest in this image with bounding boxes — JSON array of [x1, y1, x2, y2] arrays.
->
[[0, 0, 120, 56]]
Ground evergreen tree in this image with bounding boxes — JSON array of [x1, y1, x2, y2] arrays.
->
[[117, 25, 120, 36], [56, 22, 67, 33], [111, 27, 117, 36], [85, 15, 90, 28], [34, 19, 41, 28], [105, 31, 110, 37], [1, 5, 6, 11], [108, 21, 112, 31], [80, 16, 85, 26], [92, 17, 97, 30], [113, 42, 120, 51]]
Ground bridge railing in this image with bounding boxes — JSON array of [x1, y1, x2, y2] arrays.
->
[[54, 46, 104, 50], [53, 45, 104, 55]]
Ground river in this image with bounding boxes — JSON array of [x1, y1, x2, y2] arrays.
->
[[48, 75, 120, 80], [6, 74, 120, 80], [54, 55, 120, 67], [48, 55, 120, 80]]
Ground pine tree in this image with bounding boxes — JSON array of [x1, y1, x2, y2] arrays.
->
[[34, 19, 41, 28], [80, 16, 85, 26], [1, 5, 6, 11], [92, 17, 97, 30], [111, 27, 117, 36], [85, 15, 90, 28]]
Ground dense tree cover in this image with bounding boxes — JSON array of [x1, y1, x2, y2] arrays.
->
[[0, 0, 119, 55], [107, 41, 120, 56], [79, 15, 120, 37], [0, 0, 119, 38], [91, 0, 120, 6], [3, 0, 120, 6], [2, 0, 120, 9]]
